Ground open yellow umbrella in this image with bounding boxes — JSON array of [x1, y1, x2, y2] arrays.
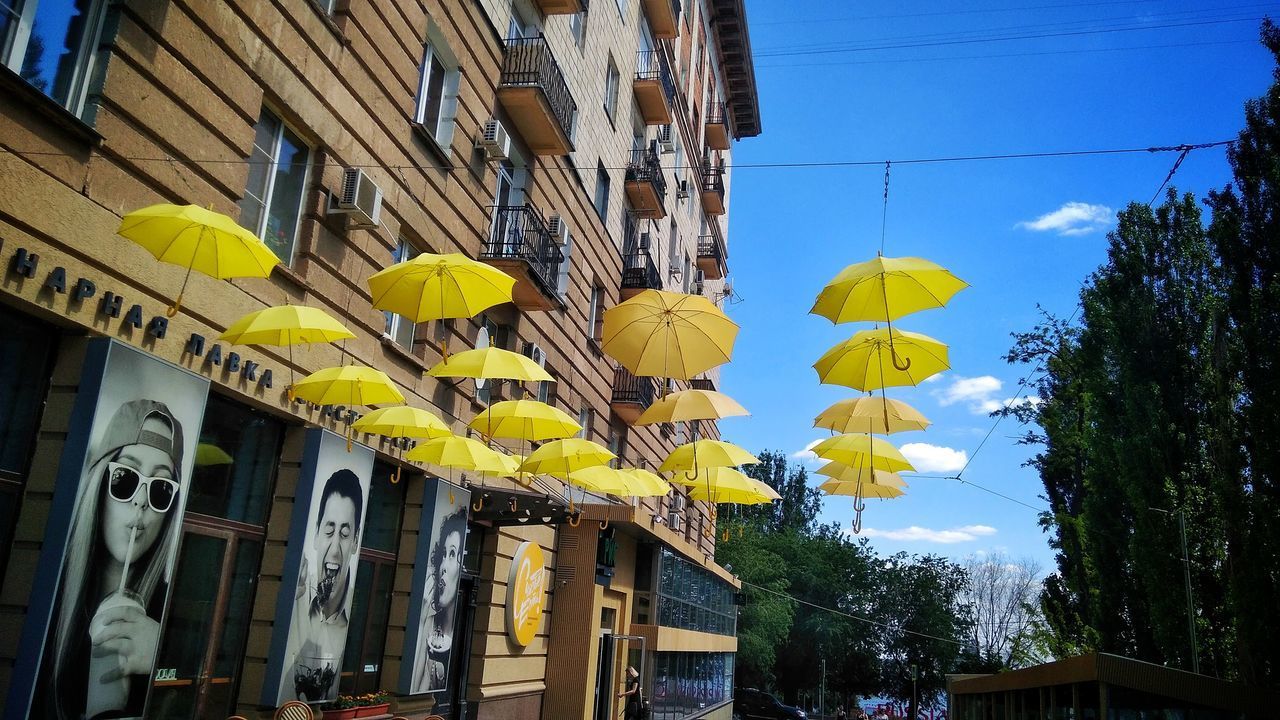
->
[[352, 406, 452, 482], [620, 468, 673, 497], [220, 305, 355, 345], [469, 399, 580, 441], [814, 327, 949, 391], [406, 435, 500, 471], [567, 466, 633, 495], [368, 252, 515, 322], [814, 396, 931, 435], [819, 478, 905, 499], [478, 453, 524, 478], [601, 290, 739, 380], [816, 463, 908, 489], [428, 346, 553, 382], [660, 440, 759, 475], [668, 465, 756, 489], [636, 389, 749, 425], [690, 478, 779, 505], [818, 465, 907, 532], [292, 365, 406, 406], [811, 433, 915, 473], [117, 203, 281, 315], [811, 255, 968, 324], [519, 438, 616, 476], [195, 443, 234, 467]]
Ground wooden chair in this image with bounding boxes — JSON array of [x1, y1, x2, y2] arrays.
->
[[273, 700, 316, 720]]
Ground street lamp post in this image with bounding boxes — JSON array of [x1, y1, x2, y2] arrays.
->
[[1150, 506, 1199, 675]]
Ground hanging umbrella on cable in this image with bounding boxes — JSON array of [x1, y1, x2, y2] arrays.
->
[[636, 389, 748, 426], [811, 433, 914, 473], [117, 203, 281, 316], [811, 255, 968, 324], [816, 463, 908, 489], [468, 399, 580, 442], [814, 396, 930, 435], [292, 365, 406, 450], [660, 440, 759, 477], [352, 406, 452, 483], [619, 468, 673, 498], [519, 439, 615, 522], [428, 346, 553, 383], [220, 304, 356, 396], [814, 327, 948, 391], [601, 290, 739, 381], [406, 434, 508, 479], [689, 478, 779, 505]]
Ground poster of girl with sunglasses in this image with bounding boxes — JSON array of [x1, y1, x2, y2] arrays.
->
[[28, 341, 209, 720]]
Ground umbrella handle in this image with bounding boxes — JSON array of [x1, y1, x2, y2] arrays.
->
[[392, 465, 402, 484], [599, 518, 609, 530], [567, 512, 581, 528], [472, 495, 485, 512], [448, 489, 455, 504], [891, 348, 912, 371], [166, 295, 182, 318], [852, 511, 863, 534], [509, 496, 519, 512]]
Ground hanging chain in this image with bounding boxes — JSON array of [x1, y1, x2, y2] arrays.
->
[[1149, 145, 1193, 206], [880, 160, 891, 255]]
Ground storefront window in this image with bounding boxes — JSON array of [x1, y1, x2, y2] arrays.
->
[[0, 306, 55, 588], [649, 651, 734, 720], [655, 549, 736, 636], [340, 462, 404, 694], [150, 393, 284, 720]]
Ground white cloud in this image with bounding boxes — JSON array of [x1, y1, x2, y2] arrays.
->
[[936, 375, 1002, 407], [921, 372, 944, 384], [792, 439, 822, 464], [900, 442, 967, 473], [1017, 202, 1113, 236], [860, 524, 998, 544]]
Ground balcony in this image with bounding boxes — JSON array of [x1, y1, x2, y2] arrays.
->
[[633, 51, 675, 125], [690, 376, 716, 392], [705, 101, 730, 151], [696, 234, 725, 280], [625, 145, 667, 219], [480, 205, 564, 311], [621, 246, 663, 301], [497, 37, 576, 156], [534, 0, 586, 14], [642, 0, 681, 38], [612, 366, 659, 423], [700, 164, 725, 215]]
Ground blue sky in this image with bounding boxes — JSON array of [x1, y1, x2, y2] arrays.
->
[[715, 0, 1277, 569]]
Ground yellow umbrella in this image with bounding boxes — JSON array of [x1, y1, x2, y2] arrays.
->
[[620, 468, 673, 497], [519, 438, 616, 476], [219, 305, 355, 345], [428, 346, 553, 382], [811, 433, 915, 473], [814, 396, 931, 435], [690, 478, 779, 505], [601, 290, 739, 380], [567, 466, 633, 495], [368, 252, 516, 322], [352, 406, 451, 439], [815, 463, 908, 489], [478, 453, 524, 478], [292, 365, 406, 406], [668, 466, 755, 489], [814, 327, 949, 391], [195, 443, 234, 467], [811, 255, 968, 324], [660, 440, 759, 475], [405, 435, 499, 470], [819, 478, 905, 499], [469, 399, 581, 441], [636, 389, 749, 425], [117, 203, 281, 315]]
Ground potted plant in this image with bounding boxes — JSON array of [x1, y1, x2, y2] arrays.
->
[[320, 695, 358, 720], [352, 691, 391, 718]]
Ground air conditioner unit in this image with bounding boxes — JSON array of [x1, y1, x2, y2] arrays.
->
[[524, 341, 547, 368], [675, 179, 689, 200], [667, 511, 683, 532], [328, 168, 383, 227], [638, 232, 651, 251], [476, 119, 511, 161], [658, 125, 675, 153], [694, 269, 706, 284], [547, 214, 571, 246]]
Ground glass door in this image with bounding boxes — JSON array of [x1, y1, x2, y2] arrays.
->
[[148, 522, 261, 719]]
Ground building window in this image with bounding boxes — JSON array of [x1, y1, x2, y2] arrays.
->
[[311, 0, 336, 13], [238, 107, 311, 265], [570, 10, 587, 49], [384, 239, 420, 349], [151, 394, 285, 719], [340, 462, 405, 694], [655, 548, 737, 636], [650, 652, 735, 719], [476, 316, 508, 406], [577, 406, 595, 440], [594, 162, 610, 222], [537, 374, 553, 405], [603, 57, 620, 122], [557, 232, 574, 298], [587, 284, 606, 342], [2, 0, 112, 117], [414, 28, 461, 151]]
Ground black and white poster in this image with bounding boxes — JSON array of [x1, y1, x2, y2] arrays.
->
[[8, 340, 209, 720], [265, 429, 374, 705], [400, 478, 470, 695]]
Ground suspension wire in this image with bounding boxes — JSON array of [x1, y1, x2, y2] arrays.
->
[[1149, 144, 1194, 205], [740, 579, 969, 647], [880, 161, 891, 255]]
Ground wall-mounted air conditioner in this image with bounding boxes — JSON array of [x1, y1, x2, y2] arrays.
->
[[548, 214, 571, 246], [675, 179, 689, 200], [328, 168, 383, 227], [476, 119, 512, 161], [658, 124, 675, 154]]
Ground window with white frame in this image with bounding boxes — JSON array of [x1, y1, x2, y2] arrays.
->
[[556, 232, 573, 297], [239, 107, 311, 265], [570, 10, 587, 49], [414, 27, 461, 151], [594, 162, 610, 222], [383, 239, 420, 348], [2, 0, 112, 118], [604, 57, 620, 122], [578, 406, 595, 440], [587, 284, 605, 342]]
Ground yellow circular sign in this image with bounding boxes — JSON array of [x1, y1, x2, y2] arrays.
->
[[506, 541, 546, 647]]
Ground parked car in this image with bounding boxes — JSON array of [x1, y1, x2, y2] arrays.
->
[[733, 688, 807, 720]]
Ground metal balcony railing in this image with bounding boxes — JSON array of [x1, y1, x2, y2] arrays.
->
[[690, 377, 715, 392], [482, 205, 564, 296], [706, 100, 726, 126], [696, 234, 722, 262], [622, 246, 662, 291], [700, 164, 725, 197], [613, 366, 658, 408], [635, 50, 676, 106], [500, 37, 576, 141], [627, 145, 668, 197]]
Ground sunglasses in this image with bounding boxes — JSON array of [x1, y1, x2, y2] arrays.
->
[[105, 461, 180, 513]]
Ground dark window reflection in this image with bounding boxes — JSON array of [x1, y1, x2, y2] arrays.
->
[[654, 549, 736, 637], [649, 652, 734, 720], [185, 394, 284, 525], [19, 0, 95, 106]]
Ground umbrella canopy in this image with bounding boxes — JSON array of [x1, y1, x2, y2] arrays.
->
[[814, 327, 949, 391], [219, 305, 355, 346], [469, 399, 581, 441], [601, 290, 739, 380], [690, 478, 779, 505], [292, 365, 405, 406], [619, 468, 673, 497], [405, 435, 501, 470], [567, 465, 633, 495], [368, 252, 516, 322], [668, 466, 756, 489], [636, 389, 749, 425], [815, 463, 908, 489], [352, 406, 451, 439], [428, 346, 554, 382], [660, 440, 760, 475], [195, 443, 234, 467], [477, 453, 525, 478], [814, 396, 931, 435], [519, 438, 615, 476], [117, 203, 281, 314], [811, 255, 968, 324], [811, 433, 915, 473], [819, 478, 905, 499]]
